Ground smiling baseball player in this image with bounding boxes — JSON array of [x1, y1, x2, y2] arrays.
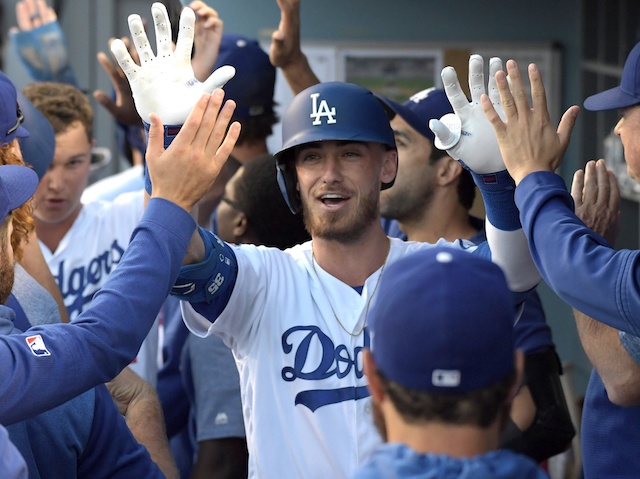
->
[[112, 5, 541, 478]]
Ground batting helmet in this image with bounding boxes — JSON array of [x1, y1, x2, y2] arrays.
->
[[274, 82, 397, 214]]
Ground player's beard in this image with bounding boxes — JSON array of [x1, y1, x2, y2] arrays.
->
[[302, 186, 379, 243], [371, 401, 388, 442], [380, 181, 434, 223], [0, 237, 15, 305]]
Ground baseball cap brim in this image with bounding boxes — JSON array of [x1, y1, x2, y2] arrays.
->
[[0, 164, 39, 222], [376, 95, 434, 141], [584, 85, 640, 111]]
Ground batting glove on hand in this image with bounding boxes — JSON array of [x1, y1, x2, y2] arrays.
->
[[110, 2, 235, 125], [429, 55, 506, 174]]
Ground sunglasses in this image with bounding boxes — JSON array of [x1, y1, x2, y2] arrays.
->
[[6, 105, 24, 136]]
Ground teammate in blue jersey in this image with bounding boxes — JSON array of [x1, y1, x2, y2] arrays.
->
[[0, 66, 240, 477], [355, 247, 549, 479], [481, 46, 640, 479]]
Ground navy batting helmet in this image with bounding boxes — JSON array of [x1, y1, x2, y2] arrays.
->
[[274, 82, 397, 214]]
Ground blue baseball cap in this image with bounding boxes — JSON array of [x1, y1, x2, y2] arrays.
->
[[367, 247, 515, 393], [16, 90, 55, 180], [215, 34, 275, 120], [0, 164, 39, 223], [584, 41, 640, 111], [0, 72, 29, 146], [377, 88, 453, 143]]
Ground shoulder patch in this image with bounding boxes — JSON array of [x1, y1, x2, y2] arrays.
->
[[26, 335, 51, 357]]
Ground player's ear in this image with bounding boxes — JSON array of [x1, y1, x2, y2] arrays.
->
[[363, 349, 385, 404], [435, 156, 461, 187], [232, 212, 249, 238], [380, 148, 398, 186]]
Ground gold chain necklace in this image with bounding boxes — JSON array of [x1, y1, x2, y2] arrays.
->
[[311, 238, 391, 337]]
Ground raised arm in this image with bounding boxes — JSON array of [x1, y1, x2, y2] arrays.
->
[[429, 55, 540, 293], [269, 0, 320, 95], [482, 60, 640, 336], [0, 49, 240, 425], [9, 0, 78, 85]]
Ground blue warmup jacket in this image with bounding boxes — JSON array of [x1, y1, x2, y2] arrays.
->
[[352, 443, 548, 479], [0, 198, 195, 425], [516, 171, 640, 478], [515, 171, 640, 336]]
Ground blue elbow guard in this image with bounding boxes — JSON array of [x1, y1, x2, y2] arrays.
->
[[171, 228, 237, 304]]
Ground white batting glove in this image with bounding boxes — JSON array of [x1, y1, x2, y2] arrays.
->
[[429, 55, 506, 174], [110, 2, 235, 125]]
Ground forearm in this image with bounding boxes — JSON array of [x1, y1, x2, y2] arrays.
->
[[471, 169, 540, 292], [120, 382, 179, 479], [279, 52, 320, 95], [517, 171, 640, 335], [574, 309, 640, 406], [0, 199, 195, 425]]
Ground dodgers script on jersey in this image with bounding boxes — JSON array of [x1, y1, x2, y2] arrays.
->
[[39, 190, 159, 384], [181, 237, 476, 479]]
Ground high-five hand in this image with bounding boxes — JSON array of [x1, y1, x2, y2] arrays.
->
[[481, 60, 580, 184], [429, 55, 506, 174], [110, 2, 235, 125]]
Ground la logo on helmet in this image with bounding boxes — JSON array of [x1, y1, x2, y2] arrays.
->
[[309, 93, 337, 125]]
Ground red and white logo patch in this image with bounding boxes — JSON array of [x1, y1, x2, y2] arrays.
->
[[26, 335, 51, 357]]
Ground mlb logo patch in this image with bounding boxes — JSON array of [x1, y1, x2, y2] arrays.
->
[[432, 369, 461, 387], [26, 335, 51, 357]]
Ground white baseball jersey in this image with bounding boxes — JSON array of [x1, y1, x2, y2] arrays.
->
[[39, 190, 159, 385], [182, 237, 475, 479]]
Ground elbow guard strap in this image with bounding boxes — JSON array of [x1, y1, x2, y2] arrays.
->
[[171, 228, 237, 304]]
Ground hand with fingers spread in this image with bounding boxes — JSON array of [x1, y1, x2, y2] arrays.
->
[[111, 2, 235, 126], [146, 90, 241, 212], [429, 55, 506, 174], [94, 37, 143, 127], [9, 0, 77, 85], [572, 159, 621, 245], [481, 60, 580, 185], [189, 1, 224, 82], [269, 0, 319, 95]]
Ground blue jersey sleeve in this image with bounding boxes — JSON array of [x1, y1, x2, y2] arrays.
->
[[0, 198, 195, 425], [77, 385, 164, 478], [516, 171, 640, 336]]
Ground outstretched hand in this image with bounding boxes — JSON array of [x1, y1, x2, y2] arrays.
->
[[111, 2, 235, 125], [189, 1, 224, 82], [94, 37, 142, 126], [481, 60, 580, 185], [571, 159, 621, 245], [146, 90, 241, 212], [270, 0, 303, 69], [429, 55, 507, 174], [15, 0, 56, 30]]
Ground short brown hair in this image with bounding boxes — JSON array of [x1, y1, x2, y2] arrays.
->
[[377, 367, 515, 428], [22, 82, 93, 141]]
